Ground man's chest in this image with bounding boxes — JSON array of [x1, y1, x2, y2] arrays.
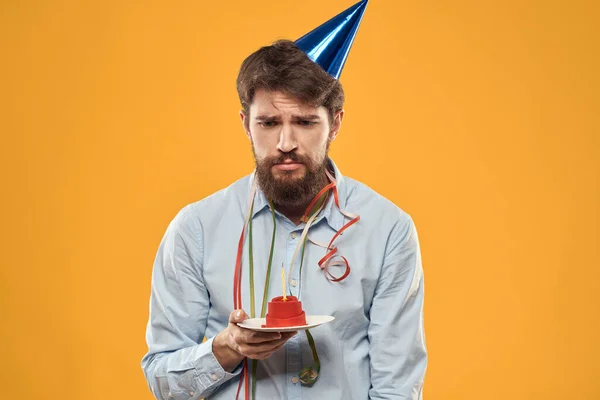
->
[[201, 216, 386, 327]]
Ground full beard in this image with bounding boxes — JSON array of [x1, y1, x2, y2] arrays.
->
[[253, 147, 330, 209]]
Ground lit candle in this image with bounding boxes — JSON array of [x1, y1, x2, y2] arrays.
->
[[281, 265, 287, 301]]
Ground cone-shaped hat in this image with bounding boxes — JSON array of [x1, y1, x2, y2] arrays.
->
[[295, 0, 369, 79]]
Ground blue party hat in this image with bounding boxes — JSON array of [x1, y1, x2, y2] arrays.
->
[[295, 0, 369, 79]]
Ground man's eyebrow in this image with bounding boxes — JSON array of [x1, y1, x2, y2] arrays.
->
[[254, 114, 322, 121], [255, 115, 280, 121], [292, 114, 321, 120]]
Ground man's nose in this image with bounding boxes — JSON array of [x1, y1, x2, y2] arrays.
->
[[276, 123, 297, 153]]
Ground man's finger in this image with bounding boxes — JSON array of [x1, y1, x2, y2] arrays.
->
[[238, 328, 297, 344], [240, 331, 298, 352], [235, 328, 281, 344], [250, 340, 288, 360], [239, 336, 289, 357], [279, 331, 298, 340], [229, 309, 249, 323]]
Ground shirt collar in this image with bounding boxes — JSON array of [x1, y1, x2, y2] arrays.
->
[[247, 158, 347, 232]]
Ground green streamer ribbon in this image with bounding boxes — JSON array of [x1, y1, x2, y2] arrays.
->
[[250, 201, 277, 400], [247, 194, 327, 399], [299, 329, 321, 385]]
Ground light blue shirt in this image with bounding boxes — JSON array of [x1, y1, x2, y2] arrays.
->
[[142, 159, 427, 399]]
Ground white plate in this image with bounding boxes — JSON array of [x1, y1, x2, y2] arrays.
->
[[237, 315, 335, 332]]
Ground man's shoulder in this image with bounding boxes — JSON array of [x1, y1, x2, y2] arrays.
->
[[169, 174, 251, 229], [341, 176, 417, 253], [193, 174, 250, 210], [342, 176, 413, 226]]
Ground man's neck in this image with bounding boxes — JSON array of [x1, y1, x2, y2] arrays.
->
[[274, 203, 309, 226]]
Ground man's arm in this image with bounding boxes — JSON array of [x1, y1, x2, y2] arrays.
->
[[141, 206, 298, 399], [368, 215, 427, 399], [141, 206, 241, 399]]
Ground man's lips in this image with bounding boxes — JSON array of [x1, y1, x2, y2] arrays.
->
[[273, 162, 303, 171]]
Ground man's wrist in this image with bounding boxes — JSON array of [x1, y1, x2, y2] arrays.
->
[[213, 331, 244, 373]]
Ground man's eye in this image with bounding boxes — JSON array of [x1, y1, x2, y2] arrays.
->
[[297, 120, 315, 127], [259, 121, 277, 127]]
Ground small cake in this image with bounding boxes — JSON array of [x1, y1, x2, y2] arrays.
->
[[263, 296, 307, 327]]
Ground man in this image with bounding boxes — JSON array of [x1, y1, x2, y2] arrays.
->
[[142, 4, 427, 399]]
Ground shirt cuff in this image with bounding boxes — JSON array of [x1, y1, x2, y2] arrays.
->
[[193, 336, 242, 389]]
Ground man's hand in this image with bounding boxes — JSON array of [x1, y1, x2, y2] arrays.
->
[[213, 309, 297, 372]]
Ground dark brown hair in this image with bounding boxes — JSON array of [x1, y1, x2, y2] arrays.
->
[[236, 40, 344, 124]]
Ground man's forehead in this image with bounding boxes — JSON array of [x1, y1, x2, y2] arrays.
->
[[250, 90, 324, 117], [255, 113, 322, 121]]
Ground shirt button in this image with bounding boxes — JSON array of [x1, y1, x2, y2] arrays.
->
[[291, 279, 297, 287], [291, 232, 297, 239], [291, 376, 299, 384], [210, 373, 218, 381]]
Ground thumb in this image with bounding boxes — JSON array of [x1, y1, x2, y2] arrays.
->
[[229, 309, 249, 323]]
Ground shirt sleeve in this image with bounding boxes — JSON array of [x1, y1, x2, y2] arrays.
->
[[141, 205, 241, 399], [368, 215, 428, 399]]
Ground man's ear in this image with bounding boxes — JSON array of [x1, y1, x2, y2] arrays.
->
[[240, 110, 251, 140], [329, 109, 344, 142]]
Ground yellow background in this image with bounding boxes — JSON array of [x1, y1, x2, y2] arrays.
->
[[1, 0, 599, 399]]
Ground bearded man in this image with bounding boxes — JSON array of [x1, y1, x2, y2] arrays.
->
[[142, 6, 427, 399]]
